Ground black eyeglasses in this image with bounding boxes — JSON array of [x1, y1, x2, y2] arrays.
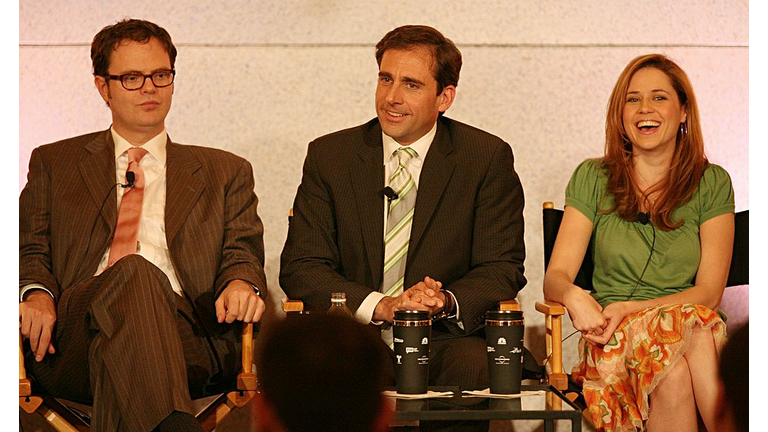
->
[[105, 70, 175, 91]]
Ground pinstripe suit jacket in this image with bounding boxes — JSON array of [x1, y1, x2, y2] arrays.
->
[[19, 129, 267, 343], [280, 117, 526, 337]]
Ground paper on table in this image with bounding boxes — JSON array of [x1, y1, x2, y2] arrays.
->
[[382, 390, 454, 399], [461, 389, 546, 399]]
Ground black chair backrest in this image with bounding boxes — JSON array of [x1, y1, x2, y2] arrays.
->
[[542, 203, 749, 291], [542, 204, 594, 291], [727, 210, 748, 287]]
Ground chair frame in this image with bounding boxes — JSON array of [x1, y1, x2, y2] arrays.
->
[[19, 323, 257, 432]]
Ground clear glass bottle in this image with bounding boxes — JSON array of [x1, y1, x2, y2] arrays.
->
[[328, 292, 353, 317]]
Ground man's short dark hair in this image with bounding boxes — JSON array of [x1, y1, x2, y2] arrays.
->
[[256, 313, 390, 432], [91, 18, 177, 77], [375, 25, 462, 95]]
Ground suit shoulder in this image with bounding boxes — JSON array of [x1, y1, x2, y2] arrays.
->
[[440, 117, 511, 162], [309, 121, 371, 149], [441, 117, 507, 148], [33, 130, 106, 154]]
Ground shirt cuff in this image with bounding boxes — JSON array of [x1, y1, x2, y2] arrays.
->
[[444, 289, 460, 320], [356, 292, 387, 325], [20, 284, 54, 303]]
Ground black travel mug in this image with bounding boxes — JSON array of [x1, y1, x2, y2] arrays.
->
[[485, 310, 524, 394], [393, 310, 431, 394]]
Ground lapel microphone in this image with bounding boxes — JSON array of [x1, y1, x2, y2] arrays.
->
[[122, 171, 136, 188], [381, 186, 398, 202], [636, 212, 650, 225]]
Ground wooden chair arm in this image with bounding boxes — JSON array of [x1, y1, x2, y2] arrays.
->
[[534, 300, 568, 390], [283, 299, 305, 313], [498, 299, 520, 311], [535, 300, 566, 316], [240, 323, 254, 377]]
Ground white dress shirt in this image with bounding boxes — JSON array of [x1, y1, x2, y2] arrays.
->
[[91, 128, 185, 296]]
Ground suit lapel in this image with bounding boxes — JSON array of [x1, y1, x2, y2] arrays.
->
[[409, 120, 455, 266], [165, 138, 205, 244], [79, 130, 118, 236], [350, 121, 386, 287]]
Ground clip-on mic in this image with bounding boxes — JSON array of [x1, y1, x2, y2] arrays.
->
[[636, 212, 650, 225], [122, 171, 136, 188], [381, 186, 398, 202]]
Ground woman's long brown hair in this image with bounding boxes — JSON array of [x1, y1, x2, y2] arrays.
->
[[602, 54, 708, 231]]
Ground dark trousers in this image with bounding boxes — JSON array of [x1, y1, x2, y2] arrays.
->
[[27, 255, 236, 432]]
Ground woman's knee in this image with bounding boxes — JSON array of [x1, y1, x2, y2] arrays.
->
[[686, 325, 717, 355], [652, 357, 693, 401]]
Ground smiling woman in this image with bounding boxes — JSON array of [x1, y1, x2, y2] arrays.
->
[[622, 68, 687, 159], [543, 54, 735, 432]]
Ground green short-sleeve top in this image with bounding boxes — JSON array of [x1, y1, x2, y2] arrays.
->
[[565, 159, 734, 307]]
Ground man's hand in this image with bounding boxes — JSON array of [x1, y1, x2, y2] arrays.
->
[[406, 277, 446, 316], [215, 280, 265, 324], [19, 290, 57, 362], [372, 277, 445, 322]]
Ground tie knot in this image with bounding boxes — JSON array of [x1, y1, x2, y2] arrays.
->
[[395, 147, 417, 167], [128, 147, 149, 164]]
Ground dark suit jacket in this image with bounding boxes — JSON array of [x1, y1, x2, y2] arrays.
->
[[19, 129, 267, 352], [280, 117, 526, 336]]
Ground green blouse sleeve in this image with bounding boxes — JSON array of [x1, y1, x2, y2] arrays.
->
[[698, 164, 735, 224], [564, 159, 606, 222]]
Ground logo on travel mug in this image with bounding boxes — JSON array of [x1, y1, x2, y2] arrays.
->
[[393, 310, 431, 394], [485, 310, 524, 394]]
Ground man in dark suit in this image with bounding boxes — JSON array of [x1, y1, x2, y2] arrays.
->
[[19, 19, 266, 431], [280, 25, 526, 391]]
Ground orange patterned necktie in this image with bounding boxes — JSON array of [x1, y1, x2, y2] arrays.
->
[[107, 147, 148, 267]]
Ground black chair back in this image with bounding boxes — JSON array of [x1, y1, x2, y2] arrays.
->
[[542, 204, 594, 291], [727, 210, 749, 287]]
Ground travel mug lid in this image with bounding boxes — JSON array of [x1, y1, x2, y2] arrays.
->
[[486, 310, 523, 321], [394, 310, 430, 321]]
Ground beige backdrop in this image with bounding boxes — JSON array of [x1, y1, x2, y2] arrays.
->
[[20, 0, 749, 376]]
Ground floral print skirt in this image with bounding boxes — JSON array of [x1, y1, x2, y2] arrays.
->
[[570, 304, 726, 431]]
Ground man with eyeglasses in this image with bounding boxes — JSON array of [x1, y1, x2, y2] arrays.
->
[[19, 19, 267, 431]]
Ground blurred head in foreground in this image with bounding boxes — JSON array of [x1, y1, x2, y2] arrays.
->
[[255, 313, 391, 432]]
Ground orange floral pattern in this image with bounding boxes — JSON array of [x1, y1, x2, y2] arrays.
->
[[571, 304, 726, 431]]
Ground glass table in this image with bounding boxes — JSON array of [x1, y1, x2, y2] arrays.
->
[[387, 385, 581, 431]]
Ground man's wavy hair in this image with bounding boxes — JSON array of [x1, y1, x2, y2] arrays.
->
[[602, 54, 707, 231], [91, 18, 176, 77], [375, 25, 461, 96]]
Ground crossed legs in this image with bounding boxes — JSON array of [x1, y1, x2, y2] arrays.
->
[[29, 255, 220, 431], [647, 325, 720, 432]]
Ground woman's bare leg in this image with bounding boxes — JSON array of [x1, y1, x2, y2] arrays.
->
[[647, 357, 697, 432], [683, 326, 721, 431]]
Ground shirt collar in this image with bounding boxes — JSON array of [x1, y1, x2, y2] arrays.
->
[[382, 121, 437, 162], [111, 127, 168, 165]]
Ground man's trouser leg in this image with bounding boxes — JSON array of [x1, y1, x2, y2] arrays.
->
[[29, 255, 222, 431]]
